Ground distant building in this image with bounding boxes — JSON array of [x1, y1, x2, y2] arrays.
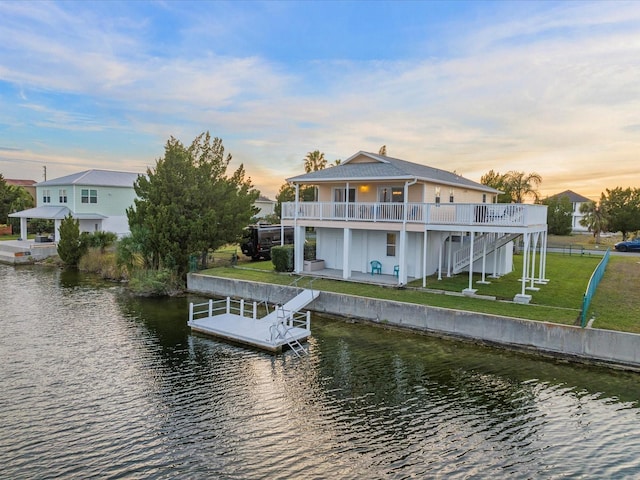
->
[[547, 190, 593, 232], [254, 195, 276, 218], [4, 178, 37, 205], [9, 169, 140, 241]]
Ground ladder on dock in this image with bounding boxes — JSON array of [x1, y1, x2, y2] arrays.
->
[[270, 321, 308, 357]]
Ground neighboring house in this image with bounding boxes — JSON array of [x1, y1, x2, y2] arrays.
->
[[5, 179, 37, 206], [9, 169, 140, 241], [547, 190, 593, 233], [281, 151, 548, 302], [254, 195, 276, 219]]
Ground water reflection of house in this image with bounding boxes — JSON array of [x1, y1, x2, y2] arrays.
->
[[281, 151, 548, 303], [9, 169, 139, 241]]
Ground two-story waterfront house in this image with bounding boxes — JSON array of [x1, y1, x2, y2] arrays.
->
[[282, 151, 549, 303], [10, 169, 140, 241]]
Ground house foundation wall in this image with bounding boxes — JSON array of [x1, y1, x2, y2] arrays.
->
[[187, 274, 640, 371]]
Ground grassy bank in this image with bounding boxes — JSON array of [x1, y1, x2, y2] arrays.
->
[[589, 256, 640, 333], [199, 247, 640, 333]]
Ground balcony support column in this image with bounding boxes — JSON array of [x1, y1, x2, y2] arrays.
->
[[423, 230, 428, 287], [514, 232, 532, 304], [526, 231, 540, 292], [537, 229, 549, 284], [398, 228, 407, 285], [447, 233, 453, 277], [463, 232, 477, 295], [342, 228, 351, 280], [293, 225, 305, 274]]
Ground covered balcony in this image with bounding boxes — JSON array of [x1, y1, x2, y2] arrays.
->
[[282, 202, 547, 229]]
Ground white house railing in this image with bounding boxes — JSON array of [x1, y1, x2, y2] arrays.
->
[[282, 202, 547, 228]]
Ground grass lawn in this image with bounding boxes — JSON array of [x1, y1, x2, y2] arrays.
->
[[198, 251, 624, 328], [589, 255, 640, 333]]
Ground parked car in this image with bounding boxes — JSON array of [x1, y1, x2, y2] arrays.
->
[[614, 238, 640, 252]]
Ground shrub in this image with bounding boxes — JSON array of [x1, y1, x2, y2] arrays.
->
[[84, 231, 118, 251], [271, 245, 294, 272], [129, 268, 183, 296], [78, 249, 127, 281], [57, 214, 87, 267]]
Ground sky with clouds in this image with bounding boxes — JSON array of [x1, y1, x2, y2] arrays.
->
[[1, 0, 639, 200]]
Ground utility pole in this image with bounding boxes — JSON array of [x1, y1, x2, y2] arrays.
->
[[43, 165, 47, 181]]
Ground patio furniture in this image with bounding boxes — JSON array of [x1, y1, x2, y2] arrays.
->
[[370, 260, 382, 275], [393, 265, 399, 277]]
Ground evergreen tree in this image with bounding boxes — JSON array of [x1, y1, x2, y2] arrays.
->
[[600, 187, 640, 240], [57, 214, 86, 266], [127, 132, 259, 279], [543, 195, 573, 235]]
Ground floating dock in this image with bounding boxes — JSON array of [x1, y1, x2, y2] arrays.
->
[[188, 289, 319, 355]]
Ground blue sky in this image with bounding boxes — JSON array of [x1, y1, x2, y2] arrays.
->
[[1, 1, 639, 199]]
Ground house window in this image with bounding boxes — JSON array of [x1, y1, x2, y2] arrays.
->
[[386, 233, 396, 256], [449, 189, 454, 203], [42, 189, 51, 204], [333, 187, 355, 202], [378, 186, 404, 202], [435, 187, 441, 205], [59, 189, 67, 203], [482, 193, 487, 203], [81, 189, 97, 204]]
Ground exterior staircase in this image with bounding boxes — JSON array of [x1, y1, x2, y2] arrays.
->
[[452, 232, 520, 274]]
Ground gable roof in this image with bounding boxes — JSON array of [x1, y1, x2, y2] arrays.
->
[[548, 190, 592, 204], [287, 151, 499, 194], [36, 169, 140, 188]]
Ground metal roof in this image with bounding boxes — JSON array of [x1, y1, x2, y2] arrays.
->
[[9, 206, 107, 220], [36, 169, 140, 188], [286, 151, 499, 193]]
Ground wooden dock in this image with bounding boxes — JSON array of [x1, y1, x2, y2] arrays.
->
[[188, 289, 319, 355]]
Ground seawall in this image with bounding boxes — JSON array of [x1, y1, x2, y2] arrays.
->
[[187, 273, 640, 372]]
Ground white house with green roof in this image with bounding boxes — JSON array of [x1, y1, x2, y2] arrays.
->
[[10, 169, 140, 242], [281, 151, 549, 302]]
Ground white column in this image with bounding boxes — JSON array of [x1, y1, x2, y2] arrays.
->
[[343, 228, 351, 280], [538, 229, 549, 283], [422, 230, 428, 287], [447, 233, 453, 277], [54, 219, 62, 242], [437, 235, 443, 281], [527, 231, 540, 291], [463, 232, 477, 294], [20, 217, 27, 241], [514, 233, 532, 303], [478, 236, 490, 284], [398, 229, 407, 284], [294, 225, 305, 274]]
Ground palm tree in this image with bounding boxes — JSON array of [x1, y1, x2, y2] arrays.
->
[[504, 171, 542, 203], [303, 150, 327, 173], [580, 200, 608, 243]]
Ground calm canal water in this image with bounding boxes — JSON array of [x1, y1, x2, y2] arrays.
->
[[1, 265, 639, 479]]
